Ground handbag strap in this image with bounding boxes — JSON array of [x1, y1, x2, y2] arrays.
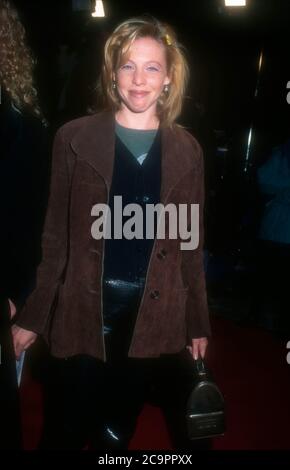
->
[[194, 357, 207, 377]]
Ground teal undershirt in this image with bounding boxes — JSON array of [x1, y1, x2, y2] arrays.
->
[[115, 121, 157, 165]]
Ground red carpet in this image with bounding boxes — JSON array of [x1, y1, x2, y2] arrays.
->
[[20, 316, 290, 450]]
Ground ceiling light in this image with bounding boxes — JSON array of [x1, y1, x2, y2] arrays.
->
[[92, 0, 105, 17], [225, 0, 246, 6]]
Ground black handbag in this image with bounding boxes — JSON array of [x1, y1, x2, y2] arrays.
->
[[186, 358, 225, 440]]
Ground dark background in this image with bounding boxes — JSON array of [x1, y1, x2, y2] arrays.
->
[[13, 0, 290, 144], [3, 2, 290, 451], [11, 0, 290, 316]]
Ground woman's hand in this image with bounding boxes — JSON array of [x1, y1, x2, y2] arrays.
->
[[8, 298, 17, 319], [187, 337, 208, 360], [12, 325, 37, 360]]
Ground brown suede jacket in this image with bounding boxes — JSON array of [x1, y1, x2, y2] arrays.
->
[[17, 111, 211, 361]]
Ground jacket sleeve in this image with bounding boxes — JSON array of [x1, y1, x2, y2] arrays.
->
[[16, 128, 71, 334], [181, 142, 211, 341]]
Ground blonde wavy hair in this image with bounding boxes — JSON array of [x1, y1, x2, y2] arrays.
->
[[98, 16, 189, 127], [0, 0, 45, 122]]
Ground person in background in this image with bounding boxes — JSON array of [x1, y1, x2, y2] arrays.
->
[[254, 139, 290, 338], [0, 0, 48, 449], [13, 16, 210, 450]]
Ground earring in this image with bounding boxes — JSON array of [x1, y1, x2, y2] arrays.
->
[[112, 80, 116, 89], [164, 84, 169, 93]]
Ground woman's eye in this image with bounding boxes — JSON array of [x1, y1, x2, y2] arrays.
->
[[121, 64, 134, 70], [146, 66, 160, 72]]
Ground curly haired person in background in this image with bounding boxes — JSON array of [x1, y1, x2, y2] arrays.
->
[[0, 0, 48, 449]]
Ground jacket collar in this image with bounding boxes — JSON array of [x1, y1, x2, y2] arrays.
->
[[70, 111, 193, 204]]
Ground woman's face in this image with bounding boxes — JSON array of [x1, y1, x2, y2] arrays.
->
[[115, 36, 170, 117]]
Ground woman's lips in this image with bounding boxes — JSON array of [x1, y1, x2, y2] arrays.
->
[[129, 91, 149, 98]]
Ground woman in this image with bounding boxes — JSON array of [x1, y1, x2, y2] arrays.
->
[[13, 17, 211, 449], [0, 0, 48, 449]]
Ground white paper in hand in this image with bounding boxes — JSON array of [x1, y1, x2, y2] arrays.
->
[[15, 351, 25, 387]]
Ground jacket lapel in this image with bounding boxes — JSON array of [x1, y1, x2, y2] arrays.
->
[[160, 126, 193, 204], [70, 111, 115, 190], [69, 111, 193, 202]]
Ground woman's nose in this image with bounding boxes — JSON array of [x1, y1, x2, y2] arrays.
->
[[132, 68, 145, 85]]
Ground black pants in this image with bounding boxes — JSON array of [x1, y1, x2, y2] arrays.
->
[[0, 297, 21, 449], [39, 279, 211, 450], [39, 349, 211, 450]]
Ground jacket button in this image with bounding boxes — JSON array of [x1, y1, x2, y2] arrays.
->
[[157, 249, 167, 260], [150, 290, 160, 299], [89, 248, 99, 254], [88, 288, 98, 294]]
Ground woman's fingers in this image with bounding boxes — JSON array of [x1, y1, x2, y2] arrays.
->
[[11, 326, 37, 359], [15, 343, 23, 361], [199, 338, 208, 358], [191, 337, 208, 359]]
